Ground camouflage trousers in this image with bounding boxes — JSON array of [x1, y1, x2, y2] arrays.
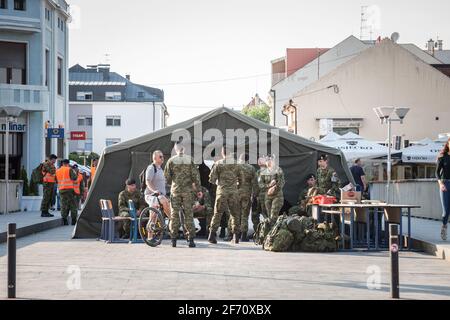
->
[[238, 192, 252, 235], [265, 192, 284, 224], [40, 183, 55, 211], [210, 192, 241, 235], [169, 192, 196, 240], [193, 209, 212, 235], [119, 211, 132, 235], [60, 190, 78, 220], [252, 191, 267, 230]]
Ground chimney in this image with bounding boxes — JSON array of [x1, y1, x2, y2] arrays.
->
[[438, 39, 444, 51], [427, 39, 435, 56], [126, 74, 130, 81]]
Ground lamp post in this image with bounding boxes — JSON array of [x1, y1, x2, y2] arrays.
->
[[373, 106, 410, 203], [1, 107, 23, 215]]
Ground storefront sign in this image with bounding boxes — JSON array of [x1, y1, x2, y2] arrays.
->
[[0, 122, 27, 133], [47, 128, 65, 139], [70, 131, 86, 140]]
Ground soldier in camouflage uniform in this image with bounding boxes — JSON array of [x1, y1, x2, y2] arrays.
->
[[164, 143, 202, 248], [254, 157, 268, 227], [118, 178, 147, 238], [298, 173, 318, 215], [316, 154, 340, 198], [192, 186, 213, 237], [56, 159, 78, 225], [237, 153, 258, 242], [208, 147, 243, 244], [261, 156, 285, 224], [40, 154, 58, 217]]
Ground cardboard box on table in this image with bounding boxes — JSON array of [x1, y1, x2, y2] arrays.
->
[[341, 191, 366, 223]]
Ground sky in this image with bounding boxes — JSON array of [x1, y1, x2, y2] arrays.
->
[[67, 0, 450, 125]]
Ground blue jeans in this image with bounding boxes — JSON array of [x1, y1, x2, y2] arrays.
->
[[440, 180, 450, 226]]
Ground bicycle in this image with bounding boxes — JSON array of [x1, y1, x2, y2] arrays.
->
[[138, 193, 168, 247]]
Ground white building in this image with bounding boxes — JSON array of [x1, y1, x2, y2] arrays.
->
[[289, 38, 450, 143], [68, 64, 168, 155]]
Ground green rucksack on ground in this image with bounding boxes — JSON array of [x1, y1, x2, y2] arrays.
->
[[253, 217, 273, 246], [263, 215, 294, 252], [298, 222, 337, 252], [31, 163, 44, 184]]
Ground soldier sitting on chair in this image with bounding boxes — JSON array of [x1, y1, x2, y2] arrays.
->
[[118, 178, 147, 239]]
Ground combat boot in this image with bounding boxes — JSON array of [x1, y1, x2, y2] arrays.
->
[[71, 217, 77, 226], [62, 218, 68, 226], [219, 228, 226, 239], [241, 233, 249, 242], [171, 239, 177, 247], [232, 233, 240, 244], [225, 233, 233, 242], [208, 231, 217, 244], [188, 239, 196, 248]]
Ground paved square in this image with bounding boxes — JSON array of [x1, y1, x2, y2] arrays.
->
[[1, 226, 450, 300]]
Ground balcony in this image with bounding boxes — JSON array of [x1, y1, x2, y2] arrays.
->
[[0, 84, 49, 112], [0, 16, 41, 34]]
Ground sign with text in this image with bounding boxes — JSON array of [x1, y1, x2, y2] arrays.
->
[[70, 131, 86, 140], [47, 128, 65, 139]]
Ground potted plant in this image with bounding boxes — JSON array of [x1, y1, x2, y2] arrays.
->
[[20, 166, 43, 212]]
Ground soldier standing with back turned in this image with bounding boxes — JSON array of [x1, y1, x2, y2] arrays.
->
[[56, 159, 78, 225], [164, 143, 202, 248], [208, 146, 243, 244], [237, 153, 258, 242]]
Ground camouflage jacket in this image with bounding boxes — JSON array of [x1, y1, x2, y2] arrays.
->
[[260, 166, 285, 197], [209, 156, 242, 195], [42, 160, 56, 176], [257, 167, 268, 194], [298, 186, 319, 210], [317, 166, 340, 196], [238, 163, 258, 195], [118, 188, 147, 213], [193, 186, 213, 216], [164, 153, 200, 195]]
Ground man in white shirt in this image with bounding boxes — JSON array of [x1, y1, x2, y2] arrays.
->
[[145, 150, 170, 217]]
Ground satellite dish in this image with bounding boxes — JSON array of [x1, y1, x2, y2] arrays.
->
[[391, 32, 400, 43]]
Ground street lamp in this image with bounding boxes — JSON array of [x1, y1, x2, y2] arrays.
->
[[1, 107, 23, 215], [373, 106, 410, 203]]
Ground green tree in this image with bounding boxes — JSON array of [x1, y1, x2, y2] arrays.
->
[[241, 105, 270, 124], [69, 152, 100, 166]]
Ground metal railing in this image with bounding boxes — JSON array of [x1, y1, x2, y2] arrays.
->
[[0, 84, 49, 112]]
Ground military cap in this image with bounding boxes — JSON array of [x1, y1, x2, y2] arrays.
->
[[318, 154, 328, 161], [306, 173, 316, 180], [125, 178, 136, 186]]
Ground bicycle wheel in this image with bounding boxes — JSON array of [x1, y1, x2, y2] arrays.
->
[[138, 207, 165, 247]]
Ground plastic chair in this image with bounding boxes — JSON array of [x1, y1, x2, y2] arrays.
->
[[99, 199, 112, 242]]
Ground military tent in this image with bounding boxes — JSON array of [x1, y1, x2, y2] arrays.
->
[[73, 107, 353, 238]]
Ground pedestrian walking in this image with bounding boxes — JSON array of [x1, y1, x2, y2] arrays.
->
[[437, 138, 450, 241]]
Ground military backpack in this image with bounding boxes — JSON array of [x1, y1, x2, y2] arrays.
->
[[31, 163, 45, 184], [253, 217, 273, 246]]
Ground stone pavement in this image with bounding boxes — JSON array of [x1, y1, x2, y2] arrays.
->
[[1, 226, 450, 300], [0, 210, 62, 243], [403, 216, 450, 262]]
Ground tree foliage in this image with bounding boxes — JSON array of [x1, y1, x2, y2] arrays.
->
[[241, 105, 271, 124]]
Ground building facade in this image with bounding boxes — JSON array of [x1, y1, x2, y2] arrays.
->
[[290, 39, 450, 144], [68, 64, 168, 155], [0, 0, 70, 179]]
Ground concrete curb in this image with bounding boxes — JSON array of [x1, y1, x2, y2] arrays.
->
[[408, 236, 449, 262], [0, 218, 63, 244]]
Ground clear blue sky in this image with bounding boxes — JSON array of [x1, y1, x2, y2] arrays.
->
[[67, 0, 450, 125]]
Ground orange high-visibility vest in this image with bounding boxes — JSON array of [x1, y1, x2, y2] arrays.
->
[[56, 167, 74, 191], [73, 173, 83, 195], [42, 163, 56, 183], [91, 166, 96, 179]]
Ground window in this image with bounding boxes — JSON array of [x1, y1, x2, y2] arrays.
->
[[45, 8, 51, 21], [14, 0, 25, 11], [106, 116, 121, 127], [84, 139, 93, 152], [0, 0, 7, 9], [76, 91, 93, 101], [45, 49, 49, 87], [0, 41, 26, 84], [57, 17, 60, 28], [57, 57, 62, 95], [105, 138, 121, 147], [137, 91, 145, 98], [105, 92, 121, 101], [333, 127, 359, 135], [77, 116, 92, 126]]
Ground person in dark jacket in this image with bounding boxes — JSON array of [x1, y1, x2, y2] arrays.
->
[[437, 138, 450, 241]]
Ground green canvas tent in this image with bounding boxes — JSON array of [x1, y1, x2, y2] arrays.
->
[[73, 107, 353, 238]]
